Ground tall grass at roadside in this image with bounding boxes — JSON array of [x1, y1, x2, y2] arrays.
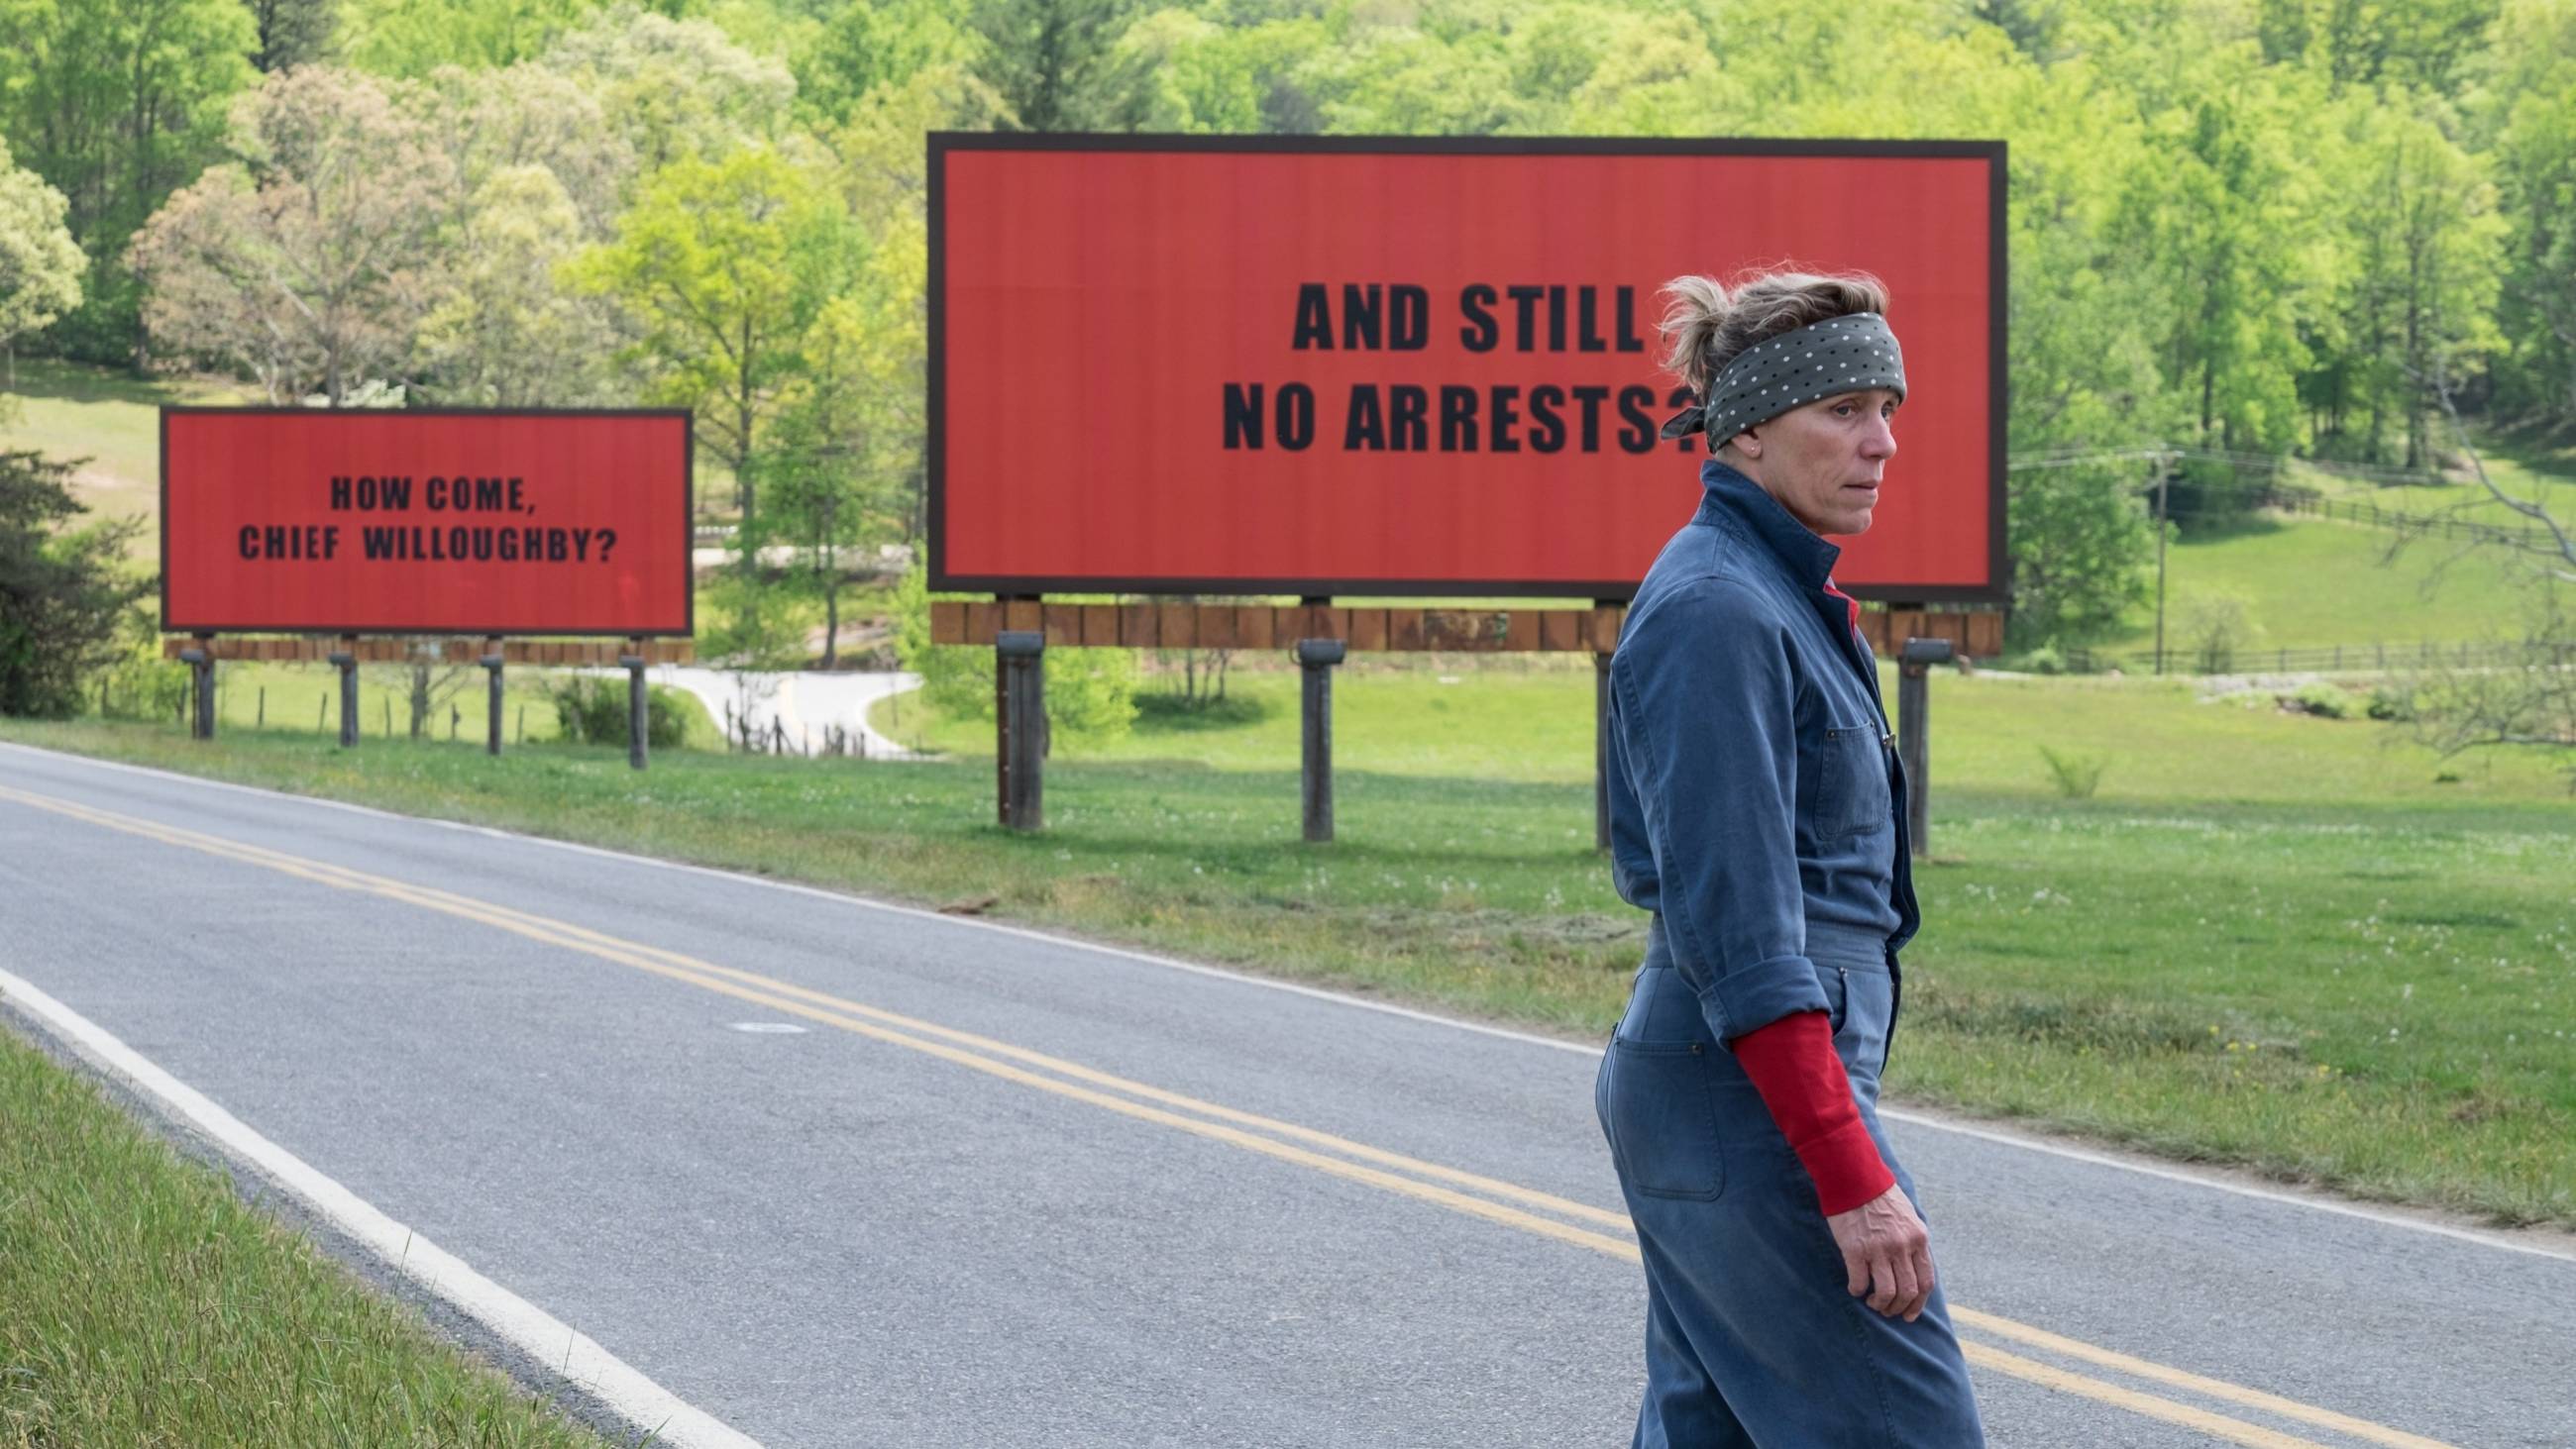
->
[[0, 1030, 627, 1447]]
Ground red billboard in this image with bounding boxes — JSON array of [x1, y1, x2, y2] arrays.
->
[[931, 136, 2004, 601], [161, 409, 694, 636]]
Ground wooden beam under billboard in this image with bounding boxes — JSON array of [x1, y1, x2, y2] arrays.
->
[[162, 636, 696, 665], [928, 601, 2002, 657]]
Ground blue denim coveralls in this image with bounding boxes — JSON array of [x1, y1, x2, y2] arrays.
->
[[1595, 461, 1986, 1446]]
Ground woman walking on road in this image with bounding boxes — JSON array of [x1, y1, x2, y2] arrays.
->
[[1595, 268, 1986, 1446]]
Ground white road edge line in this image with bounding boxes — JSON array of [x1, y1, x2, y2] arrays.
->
[[10, 740, 2574, 1268], [0, 962, 764, 1449]]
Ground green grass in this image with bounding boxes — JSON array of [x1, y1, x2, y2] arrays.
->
[[0, 360, 251, 550], [2291, 431, 2576, 531], [0, 1028, 624, 1447], [884, 660, 2567, 803], [10, 663, 2572, 1229], [2089, 514, 2551, 659]]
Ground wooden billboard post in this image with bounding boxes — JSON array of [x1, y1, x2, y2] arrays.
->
[[995, 630, 1046, 830], [1896, 637, 1954, 858], [1295, 638, 1345, 843], [179, 635, 214, 740], [480, 636, 505, 757], [330, 636, 358, 746], [619, 637, 648, 771]]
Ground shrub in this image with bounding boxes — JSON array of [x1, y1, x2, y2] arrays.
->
[[2366, 685, 2415, 722], [2037, 745, 2109, 798], [91, 637, 191, 722], [2175, 590, 2262, 674], [890, 562, 1138, 750], [2014, 643, 2067, 676], [0, 450, 150, 717], [543, 675, 688, 749], [2287, 681, 2352, 719]]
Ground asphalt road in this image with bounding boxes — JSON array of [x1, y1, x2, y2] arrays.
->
[[1, 742, 2568, 1448]]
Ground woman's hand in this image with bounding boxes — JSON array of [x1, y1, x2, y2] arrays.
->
[[1827, 1183, 1936, 1321]]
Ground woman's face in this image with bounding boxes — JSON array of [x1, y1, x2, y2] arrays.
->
[[1729, 387, 1901, 537]]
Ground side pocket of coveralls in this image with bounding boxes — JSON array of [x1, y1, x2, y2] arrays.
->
[[1809, 725, 1892, 838], [1601, 1038, 1727, 1200]]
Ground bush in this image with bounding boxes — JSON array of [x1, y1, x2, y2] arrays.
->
[[2366, 685, 2415, 722], [1134, 691, 1273, 730], [92, 639, 191, 722], [2037, 745, 2109, 798], [0, 450, 150, 717], [890, 563, 1138, 750], [2174, 589, 2262, 674], [2013, 643, 2068, 675], [542, 675, 688, 749], [2286, 681, 2352, 719]]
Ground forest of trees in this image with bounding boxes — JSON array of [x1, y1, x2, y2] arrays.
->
[[1, 0, 2571, 648]]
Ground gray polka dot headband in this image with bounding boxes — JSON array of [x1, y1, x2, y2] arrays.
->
[[1658, 312, 1907, 451]]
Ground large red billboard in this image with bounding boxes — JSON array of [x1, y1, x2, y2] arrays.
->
[[161, 409, 694, 636], [931, 136, 2004, 601]]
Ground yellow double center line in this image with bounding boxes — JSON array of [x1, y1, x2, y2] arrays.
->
[[0, 781, 2454, 1449]]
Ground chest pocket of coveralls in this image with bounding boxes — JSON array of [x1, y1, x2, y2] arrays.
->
[[1810, 725, 1891, 838]]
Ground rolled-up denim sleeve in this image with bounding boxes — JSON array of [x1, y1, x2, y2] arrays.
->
[[1610, 577, 1827, 1043]]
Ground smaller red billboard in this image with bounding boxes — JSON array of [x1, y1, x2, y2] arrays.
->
[[161, 409, 693, 636]]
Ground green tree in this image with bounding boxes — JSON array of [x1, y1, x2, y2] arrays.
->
[[0, 450, 150, 717], [794, 0, 973, 127], [0, 0, 258, 362], [2255, 0, 2501, 95], [767, 224, 924, 666], [968, 0, 1150, 131], [2112, 63, 2332, 453], [414, 61, 634, 237], [128, 65, 457, 404], [340, 0, 594, 77], [2477, 0, 2576, 429], [2328, 92, 2508, 466], [413, 164, 617, 405], [569, 142, 856, 539], [0, 137, 86, 385], [246, 0, 337, 70], [537, 3, 795, 173]]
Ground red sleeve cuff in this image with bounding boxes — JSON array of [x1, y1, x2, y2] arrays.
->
[[1729, 1010, 1896, 1216]]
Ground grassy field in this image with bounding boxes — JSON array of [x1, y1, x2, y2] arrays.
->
[[2293, 432, 2576, 530], [0, 1028, 621, 1447], [2082, 512, 2549, 661], [0, 360, 249, 551], [9, 661, 2572, 1230]]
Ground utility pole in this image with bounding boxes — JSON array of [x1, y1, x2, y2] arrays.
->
[[2153, 454, 2174, 675]]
